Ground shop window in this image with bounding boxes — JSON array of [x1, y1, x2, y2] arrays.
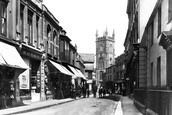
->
[[0, 2, 7, 36]]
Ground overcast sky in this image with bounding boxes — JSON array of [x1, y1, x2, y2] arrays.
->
[[43, 0, 128, 57]]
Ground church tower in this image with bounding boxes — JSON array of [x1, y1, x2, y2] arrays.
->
[[95, 28, 115, 86]]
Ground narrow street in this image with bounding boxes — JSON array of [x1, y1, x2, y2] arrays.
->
[[15, 96, 119, 115]]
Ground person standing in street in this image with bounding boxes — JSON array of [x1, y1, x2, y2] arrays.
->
[[93, 84, 97, 98], [86, 83, 89, 97]]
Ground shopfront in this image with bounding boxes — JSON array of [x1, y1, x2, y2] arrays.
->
[[45, 60, 73, 99], [0, 41, 29, 108], [19, 44, 42, 102]]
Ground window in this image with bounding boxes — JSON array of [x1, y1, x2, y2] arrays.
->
[[60, 40, 64, 52], [100, 44, 103, 52], [36, 16, 39, 48], [168, 0, 172, 22], [100, 71, 103, 80], [47, 25, 51, 53], [151, 62, 153, 86], [0, 2, 7, 35], [109, 44, 113, 52], [157, 57, 161, 86], [150, 21, 154, 46], [20, 4, 24, 40], [28, 10, 33, 44], [53, 31, 57, 56], [158, 5, 161, 36]]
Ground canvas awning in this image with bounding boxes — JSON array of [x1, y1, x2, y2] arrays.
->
[[48, 60, 73, 76], [61, 65, 77, 79], [68, 65, 87, 80], [0, 41, 29, 69], [75, 69, 87, 80]]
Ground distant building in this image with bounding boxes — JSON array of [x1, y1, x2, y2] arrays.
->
[[114, 53, 126, 95], [95, 28, 115, 86], [105, 64, 115, 92], [79, 53, 95, 93]]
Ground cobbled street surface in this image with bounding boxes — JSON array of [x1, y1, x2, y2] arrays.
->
[[16, 96, 118, 115]]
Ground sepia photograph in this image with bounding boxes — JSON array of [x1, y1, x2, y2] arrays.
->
[[0, 0, 171, 115]]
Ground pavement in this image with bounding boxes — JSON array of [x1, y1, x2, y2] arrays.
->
[[0, 94, 143, 115], [114, 95, 143, 115]]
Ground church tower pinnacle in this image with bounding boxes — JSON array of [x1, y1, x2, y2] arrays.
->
[[112, 29, 115, 39], [96, 29, 99, 40], [105, 27, 108, 36]]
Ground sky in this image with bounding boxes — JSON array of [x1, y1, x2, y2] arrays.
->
[[43, 0, 128, 57]]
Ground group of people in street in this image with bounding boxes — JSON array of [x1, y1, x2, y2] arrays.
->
[[70, 83, 113, 99], [70, 83, 90, 99]]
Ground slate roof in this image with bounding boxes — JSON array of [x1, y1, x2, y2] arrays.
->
[[79, 53, 95, 63], [85, 63, 94, 70]]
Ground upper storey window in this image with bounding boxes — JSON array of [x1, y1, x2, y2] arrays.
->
[[20, 4, 24, 40], [0, 2, 7, 36], [28, 10, 33, 45], [53, 31, 57, 56], [169, 0, 172, 22], [47, 24, 51, 54], [158, 5, 161, 36]]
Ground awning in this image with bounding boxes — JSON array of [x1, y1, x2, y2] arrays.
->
[[61, 65, 76, 79], [68, 65, 87, 80], [0, 41, 29, 69], [68, 65, 79, 77], [75, 69, 87, 80], [0, 54, 6, 65], [48, 60, 73, 76]]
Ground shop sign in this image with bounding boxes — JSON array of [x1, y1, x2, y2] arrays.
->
[[22, 50, 41, 60], [19, 69, 30, 89], [19, 58, 30, 89]]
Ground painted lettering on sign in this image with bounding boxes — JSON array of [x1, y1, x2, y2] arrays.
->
[[22, 50, 41, 60]]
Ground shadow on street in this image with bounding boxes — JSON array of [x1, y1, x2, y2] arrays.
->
[[97, 94, 121, 102]]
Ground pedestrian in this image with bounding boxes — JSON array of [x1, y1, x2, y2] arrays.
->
[[71, 84, 76, 99], [103, 87, 106, 97], [83, 83, 87, 98], [108, 89, 112, 96], [93, 84, 97, 98], [99, 86, 103, 97]]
